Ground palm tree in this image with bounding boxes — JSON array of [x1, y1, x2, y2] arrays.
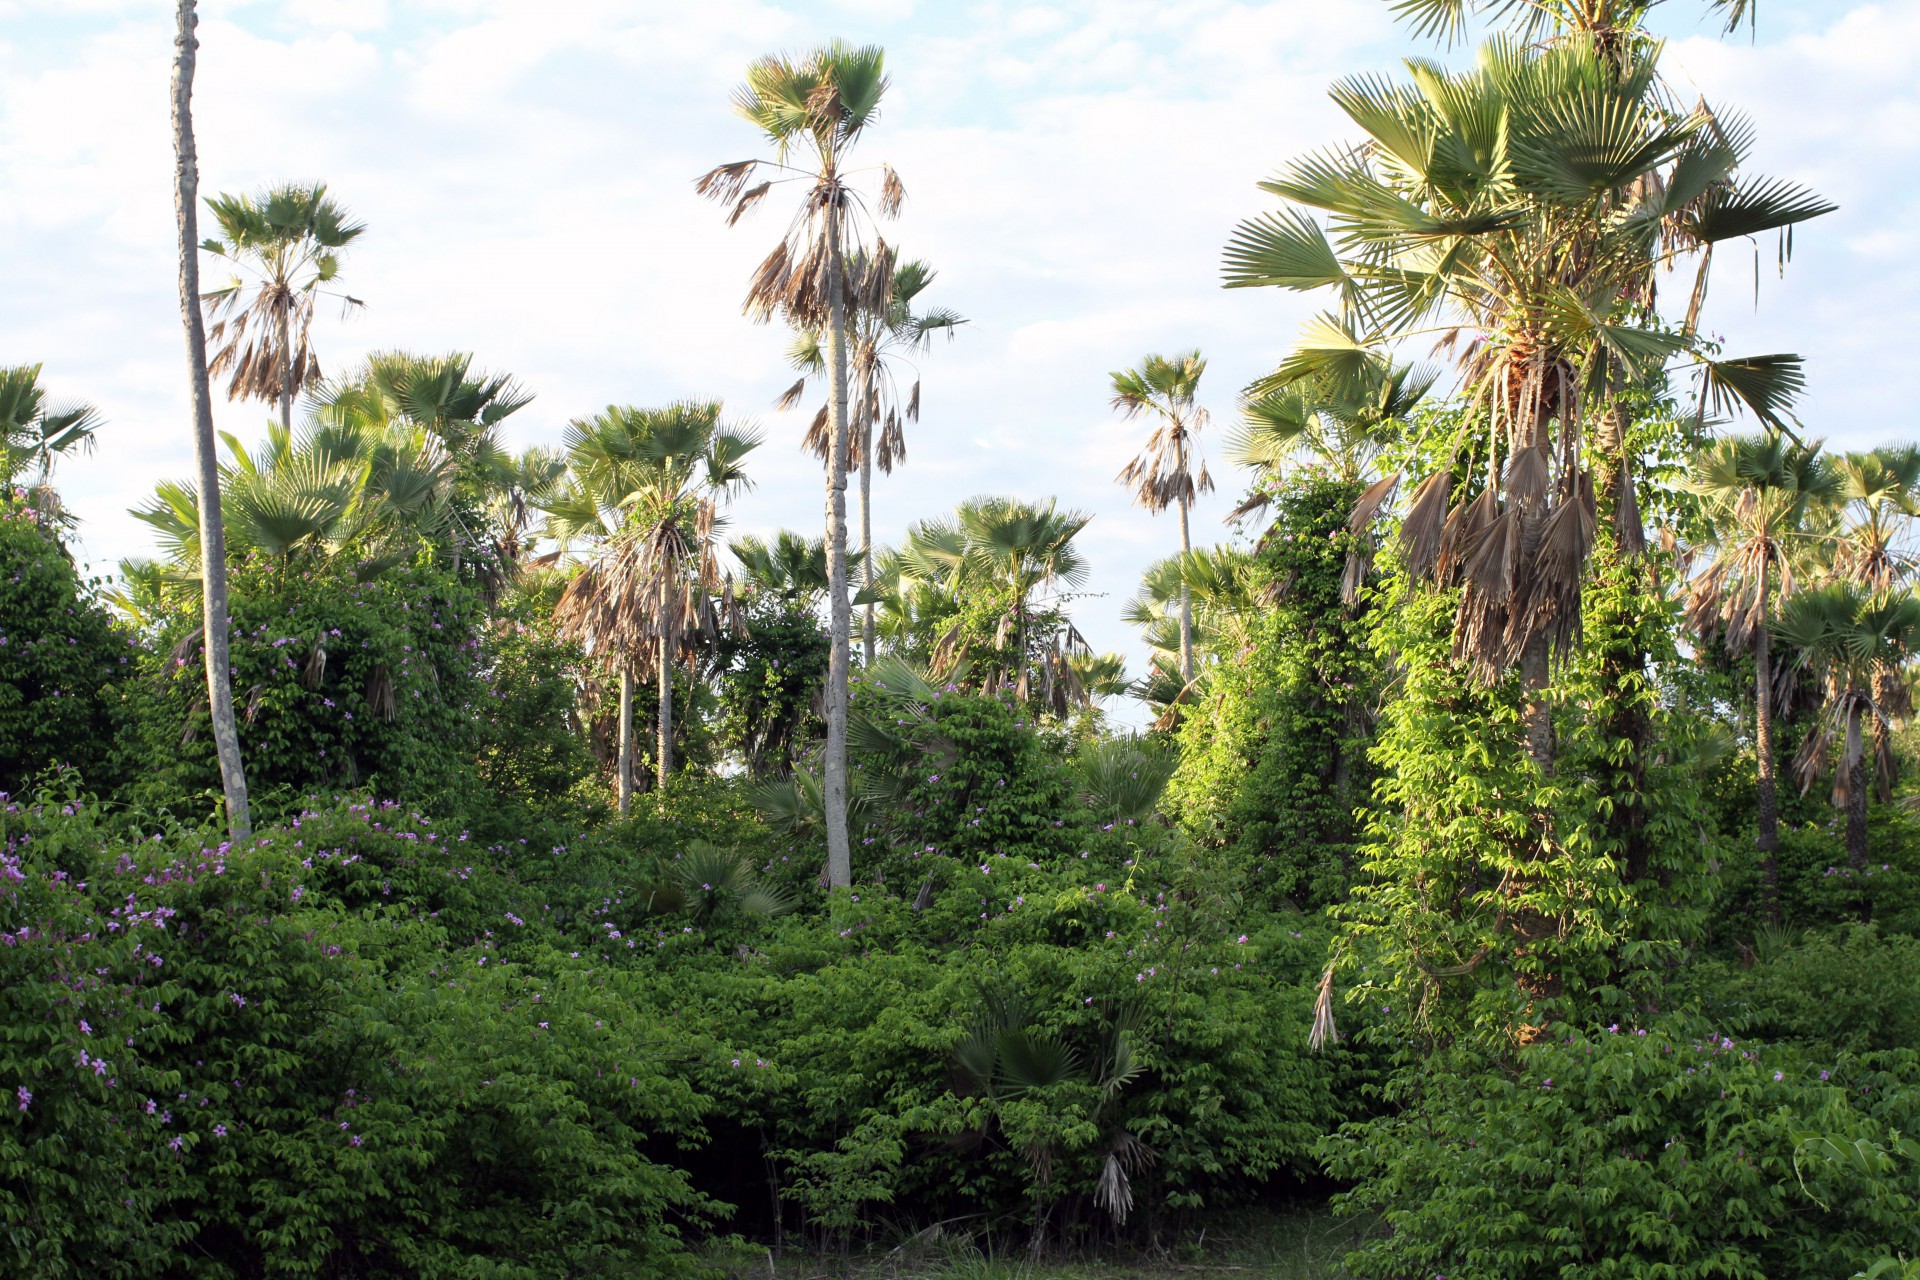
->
[[132, 418, 458, 572], [731, 530, 836, 602], [1821, 447, 1920, 799], [698, 41, 902, 890], [917, 496, 1094, 711], [1111, 351, 1214, 683], [201, 182, 364, 431], [543, 402, 757, 806], [171, 0, 249, 842], [0, 365, 102, 514], [1685, 431, 1838, 885], [1388, 0, 1758, 44], [313, 351, 534, 573], [783, 253, 967, 662], [1222, 34, 1832, 769], [1776, 583, 1920, 872]]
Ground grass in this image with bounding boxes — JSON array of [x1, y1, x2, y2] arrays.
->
[[714, 1206, 1367, 1280]]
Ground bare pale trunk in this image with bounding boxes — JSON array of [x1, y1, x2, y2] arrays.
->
[[858, 360, 875, 666], [617, 668, 634, 814], [822, 201, 853, 889], [1755, 558, 1780, 894], [173, 0, 250, 842], [1177, 495, 1194, 684], [657, 577, 673, 790]]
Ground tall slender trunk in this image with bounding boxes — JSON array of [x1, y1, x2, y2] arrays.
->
[[1846, 704, 1869, 873], [657, 576, 673, 790], [858, 360, 876, 666], [1755, 556, 1780, 882], [276, 300, 293, 432], [617, 668, 634, 814], [821, 199, 853, 890], [1176, 494, 1194, 684], [173, 0, 250, 843]]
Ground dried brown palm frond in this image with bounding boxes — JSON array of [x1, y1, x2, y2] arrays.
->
[[1398, 467, 1454, 577]]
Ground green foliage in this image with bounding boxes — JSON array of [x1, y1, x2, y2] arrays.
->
[[1165, 474, 1373, 908], [717, 597, 828, 776], [1692, 925, 1920, 1054], [0, 500, 130, 795], [1324, 1022, 1920, 1279], [0, 789, 714, 1278], [126, 559, 485, 819], [471, 593, 604, 833]]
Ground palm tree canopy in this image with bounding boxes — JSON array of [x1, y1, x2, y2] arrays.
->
[[696, 42, 903, 329], [1822, 446, 1920, 592], [732, 529, 836, 601], [543, 402, 760, 679], [785, 250, 967, 472], [131, 416, 459, 569], [1230, 361, 1436, 492], [1684, 430, 1840, 648], [1224, 33, 1833, 677], [1112, 350, 1214, 515], [200, 181, 365, 407], [0, 364, 101, 489]]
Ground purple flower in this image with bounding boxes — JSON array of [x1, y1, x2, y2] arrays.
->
[[15, 1086, 29, 1112], [213, 1124, 227, 1137]]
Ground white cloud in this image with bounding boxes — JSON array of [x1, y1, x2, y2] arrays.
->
[[2, 0, 1908, 728]]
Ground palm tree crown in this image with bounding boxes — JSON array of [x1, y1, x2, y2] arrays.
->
[[544, 402, 759, 804], [201, 182, 365, 428]]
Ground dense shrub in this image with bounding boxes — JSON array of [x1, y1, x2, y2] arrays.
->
[[0, 790, 715, 1279], [126, 561, 486, 818], [1324, 1021, 1920, 1279], [0, 499, 130, 794], [1165, 474, 1374, 908]]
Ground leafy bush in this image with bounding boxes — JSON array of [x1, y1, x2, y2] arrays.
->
[[126, 561, 486, 818], [1324, 1021, 1920, 1279], [0, 499, 130, 794], [1165, 474, 1374, 909], [0, 790, 716, 1278]]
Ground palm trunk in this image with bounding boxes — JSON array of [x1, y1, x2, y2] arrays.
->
[[1846, 704, 1869, 873], [276, 300, 293, 432], [1177, 495, 1194, 684], [1519, 631, 1555, 774], [1755, 557, 1780, 880], [173, 0, 250, 843], [657, 577, 673, 790], [1871, 667, 1894, 803], [617, 668, 634, 814], [859, 361, 876, 666], [821, 198, 853, 890]]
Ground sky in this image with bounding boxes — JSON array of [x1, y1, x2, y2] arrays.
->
[[3, 0, 1916, 725]]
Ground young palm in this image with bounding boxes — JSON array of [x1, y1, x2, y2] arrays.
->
[[1776, 583, 1920, 871], [201, 182, 364, 431], [1112, 351, 1214, 684], [1685, 431, 1838, 884], [953, 496, 1094, 710], [783, 252, 966, 662], [699, 41, 902, 889], [543, 402, 757, 807], [1223, 35, 1832, 767], [313, 351, 534, 572], [171, 0, 249, 841]]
